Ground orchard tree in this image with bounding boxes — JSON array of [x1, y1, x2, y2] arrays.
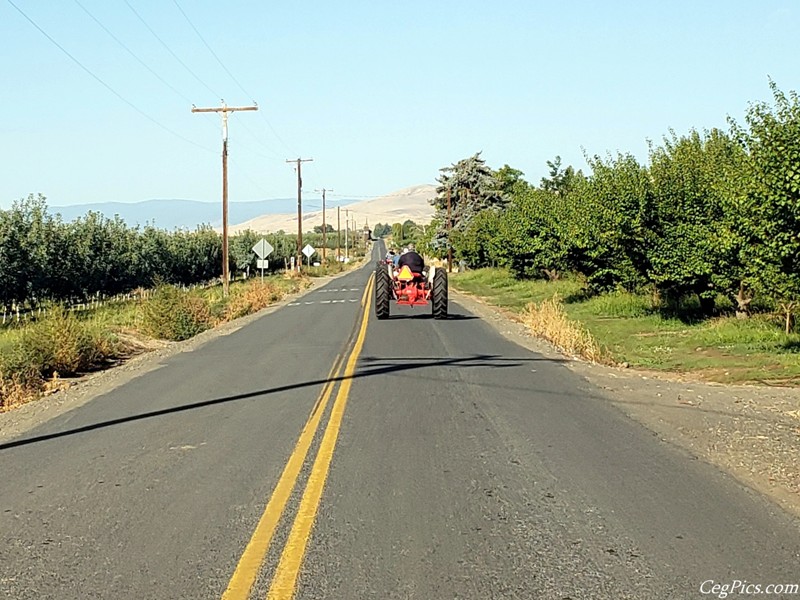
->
[[495, 164, 529, 198], [734, 81, 800, 331], [539, 156, 582, 196], [372, 222, 391, 237], [493, 188, 573, 280], [647, 128, 746, 314], [230, 229, 261, 276], [0, 194, 54, 308], [567, 153, 655, 292]]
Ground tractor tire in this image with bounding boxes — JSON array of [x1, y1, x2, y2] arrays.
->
[[375, 266, 392, 320], [432, 267, 448, 320]]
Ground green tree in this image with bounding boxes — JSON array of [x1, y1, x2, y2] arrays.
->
[[647, 128, 746, 314], [430, 152, 506, 253], [493, 188, 572, 279], [373, 222, 391, 237], [567, 153, 654, 292], [0, 194, 54, 308], [734, 82, 800, 331], [230, 230, 261, 276], [495, 164, 529, 198], [539, 156, 582, 196]]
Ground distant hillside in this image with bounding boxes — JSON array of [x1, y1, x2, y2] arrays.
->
[[230, 184, 437, 234], [49, 198, 299, 230]]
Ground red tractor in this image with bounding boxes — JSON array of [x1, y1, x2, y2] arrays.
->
[[374, 260, 448, 319]]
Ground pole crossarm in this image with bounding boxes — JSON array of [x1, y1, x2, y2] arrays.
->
[[191, 104, 259, 113]]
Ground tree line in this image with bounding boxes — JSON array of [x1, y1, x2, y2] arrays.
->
[[0, 195, 354, 311], [422, 83, 800, 331]]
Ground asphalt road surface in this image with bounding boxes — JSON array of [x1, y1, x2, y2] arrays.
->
[[1, 243, 798, 600]]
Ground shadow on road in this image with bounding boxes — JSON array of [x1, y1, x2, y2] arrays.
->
[[0, 354, 569, 452], [385, 313, 478, 320]]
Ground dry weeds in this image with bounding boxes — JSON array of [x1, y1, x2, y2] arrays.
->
[[521, 295, 611, 364]]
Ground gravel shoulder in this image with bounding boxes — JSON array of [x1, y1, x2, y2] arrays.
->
[[3, 277, 798, 521]]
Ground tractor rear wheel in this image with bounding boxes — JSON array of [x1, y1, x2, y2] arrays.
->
[[432, 267, 448, 320], [375, 266, 391, 320]]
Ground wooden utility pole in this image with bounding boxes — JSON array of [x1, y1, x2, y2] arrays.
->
[[315, 188, 332, 262], [286, 157, 313, 271], [344, 209, 350, 261], [191, 101, 258, 296], [447, 187, 453, 273]]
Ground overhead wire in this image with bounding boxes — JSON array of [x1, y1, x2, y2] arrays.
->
[[170, 0, 250, 102], [72, 0, 221, 138], [6, 0, 214, 153], [122, 0, 222, 101], [115, 0, 284, 191], [172, 0, 291, 157], [74, 0, 192, 106]]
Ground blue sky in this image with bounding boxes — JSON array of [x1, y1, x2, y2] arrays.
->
[[2, 0, 799, 210]]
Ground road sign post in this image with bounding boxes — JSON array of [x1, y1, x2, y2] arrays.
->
[[302, 244, 315, 268], [252, 239, 274, 281]]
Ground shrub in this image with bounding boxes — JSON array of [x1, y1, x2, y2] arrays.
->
[[0, 342, 45, 410], [0, 306, 119, 409], [224, 282, 283, 321], [16, 305, 117, 376], [141, 284, 212, 341]]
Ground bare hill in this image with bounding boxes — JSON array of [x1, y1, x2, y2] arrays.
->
[[229, 184, 437, 234]]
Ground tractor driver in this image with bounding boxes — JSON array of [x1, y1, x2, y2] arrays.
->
[[397, 243, 424, 275]]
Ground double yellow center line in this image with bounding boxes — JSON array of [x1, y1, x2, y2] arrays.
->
[[222, 274, 375, 600]]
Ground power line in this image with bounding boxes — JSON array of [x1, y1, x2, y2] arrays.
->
[[73, 0, 278, 166], [171, 0, 251, 101], [123, 0, 221, 100], [6, 0, 213, 153], [227, 156, 274, 198], [168, 1, 296, 158], [76, 1, 282, 183], [75, 0, 285, 181], [73, 0, 194, 106], [327, 193, 379, 199]]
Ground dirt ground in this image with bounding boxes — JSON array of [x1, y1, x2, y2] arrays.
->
[[1, 280, 798, 522]]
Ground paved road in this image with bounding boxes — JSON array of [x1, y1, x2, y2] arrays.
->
[[1, 243, 798, 599]]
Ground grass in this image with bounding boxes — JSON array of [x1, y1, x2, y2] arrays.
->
[[453, 268, 800, 385]]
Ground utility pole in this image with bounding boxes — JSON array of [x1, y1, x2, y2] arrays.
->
[[286, 157, 313, 271], [447, 187, 453, 273], [315, 188, 332, 262], [192, 101, 258, 296], [337, 206, 341, 261], [344, 209, 350, 261]]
